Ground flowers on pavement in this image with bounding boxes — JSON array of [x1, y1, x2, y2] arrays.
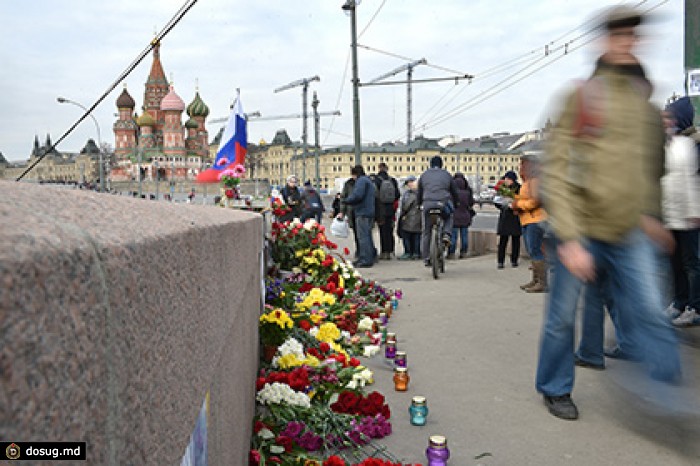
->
[[249, 218, 407, 465]]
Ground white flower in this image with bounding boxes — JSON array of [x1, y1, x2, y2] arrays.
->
[[309, 327, 319, 338], [256, 382, 311, 408], [357, 317, 374, 332], [278, 337, 305, 357], [303, 219, 318, 230], [258, 428, 275, 440], [346, 380, 358, 389], [363, 345, 380, 358]]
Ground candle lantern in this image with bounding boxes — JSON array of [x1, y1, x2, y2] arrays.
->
[[426, 435, 450, 465], [393, 367, 410, 391], [385, 341, 397, 359], [386, 332, 397, 344], [409, 396, 429, 426], [394, 351, 407, 368], [379, 312, 388, 326]]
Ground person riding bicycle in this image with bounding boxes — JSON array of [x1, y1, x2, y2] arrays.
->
[[417, 156, 460, 267]]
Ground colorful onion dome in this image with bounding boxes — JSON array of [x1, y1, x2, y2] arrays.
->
[[137, 111, 156, 127], [116, 87, 135, 108], [185, 117, 199, 129], [160, 85, 185, 112], [186, 91, 209, 118]]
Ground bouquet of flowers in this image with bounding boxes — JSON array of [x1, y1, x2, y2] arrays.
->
[[494, 179, 516, 198], [259, 307, 295, 347], [218, 164, 246, 200]]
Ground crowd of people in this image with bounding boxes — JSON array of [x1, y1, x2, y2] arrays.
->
[[272, 4, 700, 425]]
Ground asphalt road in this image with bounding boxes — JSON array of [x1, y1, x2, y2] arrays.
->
[[323, 218, 700, 466]]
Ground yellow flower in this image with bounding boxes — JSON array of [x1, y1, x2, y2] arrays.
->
[[304, 460, 321, 466], [303, 354, 320, 367], [296, 248, 310, 258], [277, 353, 303, 369], [316, 322, 341, 343], [309, 313, 325, 324]]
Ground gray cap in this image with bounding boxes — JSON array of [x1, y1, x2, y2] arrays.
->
[[403, 175, 417, 185], [601, 5, 644, 30]]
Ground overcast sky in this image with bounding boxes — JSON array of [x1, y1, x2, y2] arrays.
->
[[0, 0, 686, 162]]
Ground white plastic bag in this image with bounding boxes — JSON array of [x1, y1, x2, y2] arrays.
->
[[330, 217, 349, 238]]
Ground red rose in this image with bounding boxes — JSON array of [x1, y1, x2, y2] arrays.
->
[[336, 391, 360, 412], [319, 342, 331, 353], [307, 347, 320, 358], [358, 398, 375, 416], [255, 377, 267, 391], [311, 238, 319, 245], [323, 456, 347, 466], [225, 189, 235, 199], [268, 456, 282, 464], [380, 404, 391, 419], [253, 421, 267, 433], [349, 357, 361, 367], [367, 391, 385, 409], [344, 247, 350, 255], [299, 282, 314, 293]]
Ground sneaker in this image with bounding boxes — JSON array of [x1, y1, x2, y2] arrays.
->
[[672, 307, 700, 327], [604, 346, 641, 362], [665, 304, 683, 320], [574, 355, 605, 371], [398, 253, 412, 260], [543, 394, 579, 420]]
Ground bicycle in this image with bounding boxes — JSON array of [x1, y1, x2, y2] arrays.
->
[[427, 207, 447, 279]]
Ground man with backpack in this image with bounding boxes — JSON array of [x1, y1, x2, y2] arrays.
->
[[373, 162, 400, 260], [300, 180, 325, 223]]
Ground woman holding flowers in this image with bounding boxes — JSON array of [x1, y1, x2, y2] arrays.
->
[[494, 171, 521, 269]]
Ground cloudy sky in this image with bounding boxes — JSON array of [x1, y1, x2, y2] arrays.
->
[[0, 0, 686, 162]]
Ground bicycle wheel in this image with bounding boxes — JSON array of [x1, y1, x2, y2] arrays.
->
[[439, 236, 446, 273], [431, 225, 439, 279]]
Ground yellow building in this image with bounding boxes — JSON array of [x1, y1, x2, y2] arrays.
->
[[1, 136, 103, 184], [243, 129, 540, 192]]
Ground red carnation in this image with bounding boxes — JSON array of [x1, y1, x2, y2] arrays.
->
[[249, 449, 261, 465], [335, 390, 360, 413], [349, 357, 361, 367], [255, 377, 267, 391], [299, 282, 314, 293], [344, 247, 350, 256], [298, 320, 312, 331], [358, 398, 375, 416], [367, 391, 385, 408], [319, 342, 331, 353]]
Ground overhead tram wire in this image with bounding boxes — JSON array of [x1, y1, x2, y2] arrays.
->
[[412, 0, 667, 135], [16, 0, 199, 181]]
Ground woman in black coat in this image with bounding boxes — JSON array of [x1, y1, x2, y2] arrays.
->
[[494, 171, 521, 269], [448, 173, 475, 259]]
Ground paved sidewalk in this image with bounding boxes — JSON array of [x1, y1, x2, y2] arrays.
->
[[339, 240, 700, 465]]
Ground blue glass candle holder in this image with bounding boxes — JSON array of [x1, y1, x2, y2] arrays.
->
[[409, 396, 428, 426]]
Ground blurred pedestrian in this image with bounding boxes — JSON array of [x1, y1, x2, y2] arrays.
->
[[512, 155, 548, 291], [494, 171, 521, 269], [397, 176, 422, 260], [338, 177, 360, 259], [447, 173, 475, 259], [536, 5, 681, 421], [662, 97, 700, 327], [331, 193, 342, 219]]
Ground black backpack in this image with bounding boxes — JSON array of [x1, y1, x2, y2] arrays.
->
[[378, 177, 397, 204]]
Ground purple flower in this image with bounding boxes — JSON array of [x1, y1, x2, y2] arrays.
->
[[298, 431, 323, 451], [280, 421, 305, 439]]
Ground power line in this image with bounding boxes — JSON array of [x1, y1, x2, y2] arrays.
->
[[16, 0, 199, 181], [358, 0, 388, 38]]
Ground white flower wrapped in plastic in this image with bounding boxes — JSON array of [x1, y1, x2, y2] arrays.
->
[[256, 382, 311, 408], [363, 344, 381, 358], [357, 317, 374, 332]]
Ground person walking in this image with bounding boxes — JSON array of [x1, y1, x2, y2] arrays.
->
[[342, 165, 377, 268], [662, 97, 700, 327], [447, 173, 475, 259], [280, 175, 302, 222], [373, 163, 400, 260], [511, 155, 548, 291], [417, 156, 460, 267], [536, 5, 681, 421], [339, 177, 360, 260], [494, 171, 521, 269], [397, 176, 422, 260]]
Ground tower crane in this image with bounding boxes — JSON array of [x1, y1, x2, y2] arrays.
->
[[368, 58, 427, 144]]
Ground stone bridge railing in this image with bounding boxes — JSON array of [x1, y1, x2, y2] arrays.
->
[[0, 180, 262, 465]]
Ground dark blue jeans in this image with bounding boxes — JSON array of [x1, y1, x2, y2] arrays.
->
[[449, 227, 469, 254], [355, 215, 376, 265], [523, 222, 545, 261], [402, 231, 421, 256], [536, 229, 680, 397], [670, 228, 700, 311]]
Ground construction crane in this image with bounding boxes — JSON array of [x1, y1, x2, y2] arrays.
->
[[368, 58, 427, 144], [208, 111, 339, 125]]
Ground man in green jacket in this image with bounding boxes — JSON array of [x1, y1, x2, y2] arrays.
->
[[535, 5, 681, 421]]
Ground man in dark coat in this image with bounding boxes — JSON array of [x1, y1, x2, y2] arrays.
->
[[373, 162, 401, 260], [495, 171, 522, 268]]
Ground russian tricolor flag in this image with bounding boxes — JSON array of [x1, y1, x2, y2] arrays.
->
[[196, 92, 247, 183]]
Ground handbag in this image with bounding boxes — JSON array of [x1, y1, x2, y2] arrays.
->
[[330, 217, 349, 238]]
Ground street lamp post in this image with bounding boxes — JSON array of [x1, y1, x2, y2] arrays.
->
[[342, 0, 362, 166], [57, 97, 104, 192]]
